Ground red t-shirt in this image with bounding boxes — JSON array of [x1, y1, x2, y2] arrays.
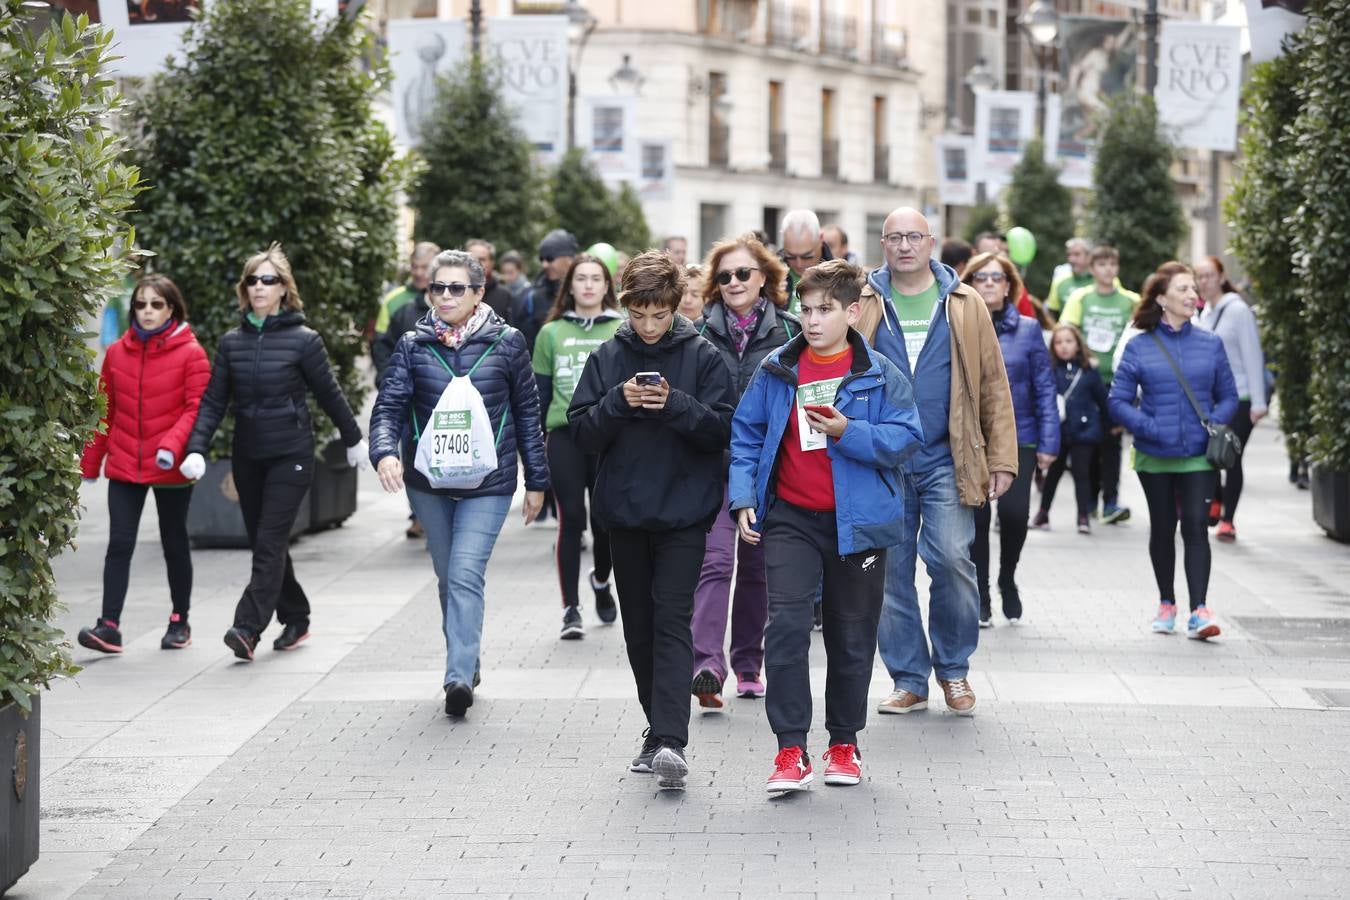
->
[[776, 346, 853, 512]]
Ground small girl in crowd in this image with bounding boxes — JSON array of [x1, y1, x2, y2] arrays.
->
[[1034, 323, 1109, 534]]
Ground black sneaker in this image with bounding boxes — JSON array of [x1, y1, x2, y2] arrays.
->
[[161, 614, 191, 650], [1000, 579, 1023, 624], [652, 743, 688, 791], [473, 664, 481, 689], [272, 622, 310, 651], [444, 681, 473, 717], [560, 605, 584, 640], [979, 596, 993, 629], [692, 668, 724, 710], [813, 601, 824, 632], [223, 626, 258, 661], [591, 569, 617, 624], [630, 728, 660, 773], [78, 620, 123, 654]]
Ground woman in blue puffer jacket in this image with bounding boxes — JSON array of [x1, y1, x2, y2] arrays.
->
[[963, 253, 1059, 627], [370, 249, 551, 717], [1109, 261, 1237, 642]]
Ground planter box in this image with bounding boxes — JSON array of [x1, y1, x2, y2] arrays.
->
[[186, 459, 310, 549], [1, 695, 40, 895], [1311, 464, 1350, 543], [307, 440, 358, 533]]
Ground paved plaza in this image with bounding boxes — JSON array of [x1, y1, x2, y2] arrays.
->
[[18, 424, 1350, 899]]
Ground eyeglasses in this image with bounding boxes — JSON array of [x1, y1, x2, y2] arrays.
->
[[715, 266, 760, 286], [539, 256, 555, 264], [882, 232, 930, 249], [244, 274, 282, 287], [970, 272, 1007, 284], [133, 299, 167, 311], [781, 251, 819, 263], [428, 281, 483, 297]]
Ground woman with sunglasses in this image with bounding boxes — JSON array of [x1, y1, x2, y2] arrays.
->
[[182, 243, 367, 661], [962, 252, 1058, 627], [688, 233, 798, 708], [78, 275, 210, 654], [370, 250, 549, 717]]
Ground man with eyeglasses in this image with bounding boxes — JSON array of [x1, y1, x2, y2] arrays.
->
[[511, 229, 578, 355], [861, 207, 1017, 719], [779, 209, 834, 315]]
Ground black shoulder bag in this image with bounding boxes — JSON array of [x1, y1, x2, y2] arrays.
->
[[1149, 333, 1241, 470]]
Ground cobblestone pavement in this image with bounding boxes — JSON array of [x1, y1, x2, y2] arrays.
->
[[21, 423, 1350, 899]]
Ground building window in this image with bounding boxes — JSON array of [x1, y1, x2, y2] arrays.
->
[[821, 88, 838, 179], [700, 203, 729, 255], [873, 95, 889, 184], [709, 72, 730, 168], [769, 81, 786, 173]]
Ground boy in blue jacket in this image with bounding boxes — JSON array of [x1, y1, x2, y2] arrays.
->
[[729, 260, 924, 794]]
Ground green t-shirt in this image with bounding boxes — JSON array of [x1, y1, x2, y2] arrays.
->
[[787, 271, 801, 316], [532, 314, 623, 432], [1060, 284, 1140, 381], [1133, 449, 1212, 473], [890, 281, 941, 365], [374, 283, 416, 334], [1046, 270, 1094, 314]]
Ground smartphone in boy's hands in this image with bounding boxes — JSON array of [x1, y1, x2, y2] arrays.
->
[[636, 372, 662, 387], [803, 404, 833, 417]]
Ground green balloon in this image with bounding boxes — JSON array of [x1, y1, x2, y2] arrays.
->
[[586, 242, 620, 275], [1006, 227, 1036, 266]]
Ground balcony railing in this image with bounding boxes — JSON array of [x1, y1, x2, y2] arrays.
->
[[768, 1, 811, 50], [769, 131, 787, 172], [822, 138, 840, 179], [821, 13, 858, 59], [709, 120, 731, 169], [872, 27, 908, 68], [874, 143, 890, 184]]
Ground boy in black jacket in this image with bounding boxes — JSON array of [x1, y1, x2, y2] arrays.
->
[[568, 251, 737, 791]]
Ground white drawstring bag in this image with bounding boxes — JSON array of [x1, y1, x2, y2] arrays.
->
[[412, 338, 504, 490]]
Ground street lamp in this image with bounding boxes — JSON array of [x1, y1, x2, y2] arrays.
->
[[1017, 0, 1060, 137], [964, 57, 998, 96], [565, 0, 598, 151], [609, 54, 645, 94]]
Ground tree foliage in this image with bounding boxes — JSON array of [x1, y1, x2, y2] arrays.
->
[[1, 4, 138, 709], [549, 149, 653, 256], [962, 202, 1001, 245], [1006, 139, 1074, 298], [1226, 50, 1310, 458], [1289, 2, 1350, 469], [1089, 93, 1187, 294], [126, 0, 409, 456], [410, 60, 542, 257]]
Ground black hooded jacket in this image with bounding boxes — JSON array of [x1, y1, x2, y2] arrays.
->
[[567, 314, 736, 532]]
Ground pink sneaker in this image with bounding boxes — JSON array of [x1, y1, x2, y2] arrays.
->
[[736, 672, 765, 698]]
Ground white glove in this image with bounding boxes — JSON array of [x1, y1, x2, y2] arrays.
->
[[180, 453, 206, 480], [156, 448, 176, 471], [346, 440, 369, 471]]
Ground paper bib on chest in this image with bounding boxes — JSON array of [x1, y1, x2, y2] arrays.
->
[[796, 377, 844, 452], [414, 376, 499, 489]]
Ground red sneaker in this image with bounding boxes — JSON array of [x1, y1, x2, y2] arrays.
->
[[1215, 521, 1236, 543], [1207, 498, 1222, 527], [765, 746, 813, 793], [822, 744, 862, 786]]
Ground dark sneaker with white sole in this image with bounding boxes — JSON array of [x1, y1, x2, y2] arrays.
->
[[223, 626, 258, 661], [161, 614, 191, 649], [78, 620, 123, 654], [591, 569, 617, 624], [691, 668, 724, 710], [652, 744, 688, 791], [630, 728, 660, 773], [560, 605, 584, 640], [272, 622, 309, 651]]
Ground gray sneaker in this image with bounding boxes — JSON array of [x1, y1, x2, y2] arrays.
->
[[652, 744, 688, 791], [630, 728, 660, 773]]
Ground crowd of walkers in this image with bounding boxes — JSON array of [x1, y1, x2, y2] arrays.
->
[[77, 208, 1269, 795]]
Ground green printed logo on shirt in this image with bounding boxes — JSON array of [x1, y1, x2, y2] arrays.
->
[[890, 281, 941, 366]]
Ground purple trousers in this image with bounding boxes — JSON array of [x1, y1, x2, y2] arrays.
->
[[691, 483, 769, 680]]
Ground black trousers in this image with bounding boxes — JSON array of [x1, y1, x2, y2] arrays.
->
[[1216, 401, 1254, 523], [1090, 429, 1124, 509], [102, 479, 194, 623], [231, 455, 313, 636], [1138, 470, 1213, 610], [763, 501, 886, 752], [972, 446, 1037, 603], [547, 428, 612, 608], [1040, 442, 1097, 519], [608, 525, 706, 748]]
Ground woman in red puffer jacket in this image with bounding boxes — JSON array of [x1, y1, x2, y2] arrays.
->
[[78, 274, 210, 655]]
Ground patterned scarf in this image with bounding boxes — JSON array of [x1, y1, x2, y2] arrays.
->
[[434, 303, 493, 350], [727, 295, 768, 356]]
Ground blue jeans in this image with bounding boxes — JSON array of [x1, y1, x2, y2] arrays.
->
[[877, 462, 979, 696], [408, 489, 512, 687]]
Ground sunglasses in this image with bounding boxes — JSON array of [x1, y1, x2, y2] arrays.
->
[[428, 281, 483, 298], [970, 272, 1008, 284], [539, 256, 556, 264], [133, 299, 167, 311], [244, 274, 282, 287], [715, 266, 760, 286]]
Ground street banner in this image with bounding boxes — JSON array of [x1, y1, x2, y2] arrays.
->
[[1156, 23, 1242, 152], [580, 95, 640, 185], [1244, 0, 1309, 63], [934, 134, 976, 207], [387, 19, 467, 147], [972, 91, 1037, 190], [1051, 17, 1139, 190], [1043, 95, 1091, 189], [487, 16, 569, 165], [638, 139, 674, 201]]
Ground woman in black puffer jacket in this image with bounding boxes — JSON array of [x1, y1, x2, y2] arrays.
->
[[183, 243, 366, 662], [369, 249, 550, 718]]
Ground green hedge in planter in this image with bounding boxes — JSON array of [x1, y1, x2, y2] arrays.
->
[[1227, 49, 1310, 460], [126, 0, 410, 458], [0, 5, 138, 710], [1290, 1, 1350, 471]]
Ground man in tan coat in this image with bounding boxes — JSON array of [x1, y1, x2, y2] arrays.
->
[[857, 208, 1017, 717]]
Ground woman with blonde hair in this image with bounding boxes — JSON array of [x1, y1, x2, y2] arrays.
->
[[688, 233, 799, 708], [182, 243, 367, 661]]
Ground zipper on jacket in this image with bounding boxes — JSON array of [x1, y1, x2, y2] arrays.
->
[[138, 338, 147, 481]]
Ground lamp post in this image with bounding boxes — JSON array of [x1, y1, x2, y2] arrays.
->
[[964, 58, 998, 206], [1017, 0, 1060, 138], [565, 0, 598, 151]]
